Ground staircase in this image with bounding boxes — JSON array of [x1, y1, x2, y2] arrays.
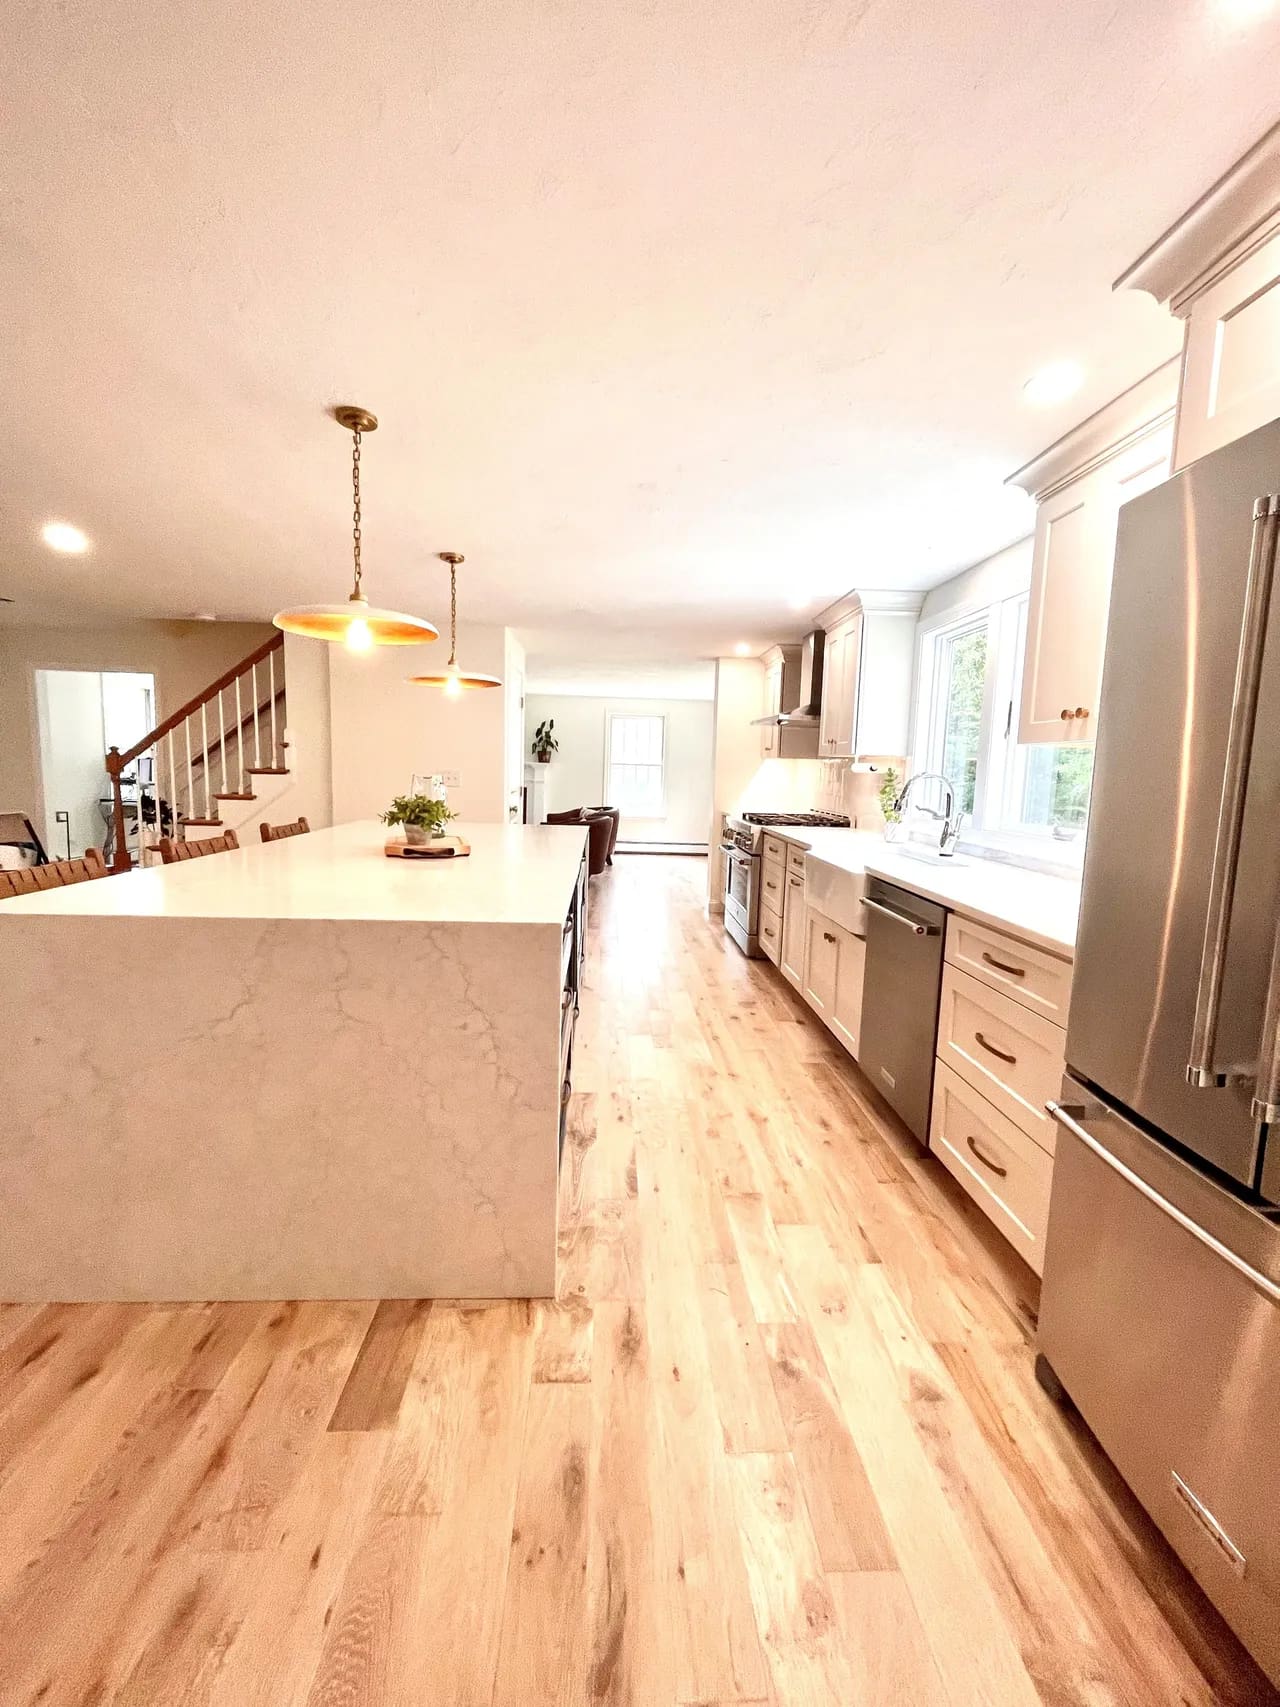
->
[[104, 633, 290, 872]]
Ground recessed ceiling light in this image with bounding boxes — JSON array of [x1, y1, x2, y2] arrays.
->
[[787, 593, 810, 612], [41, 521, 90, 554], [1022, 361, 1084, 407], [1220, 0, 1272, 20], [734, 642, 752, 656]]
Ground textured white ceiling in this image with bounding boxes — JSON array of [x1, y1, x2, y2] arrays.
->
[[2, 0, 1278, 657]]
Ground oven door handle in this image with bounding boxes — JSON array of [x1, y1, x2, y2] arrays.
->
[[1047, 1102, 1280, 1306]]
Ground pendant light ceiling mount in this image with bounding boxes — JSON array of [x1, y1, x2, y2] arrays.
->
[[407, 551, 502, 692], [272, 405, 439, 651]]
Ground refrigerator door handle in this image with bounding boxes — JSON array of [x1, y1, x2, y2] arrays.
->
[[1047, 1101, 1280, 1306], [1187, 494, 1280, 1091], [1252, 918, 1280, 1127]]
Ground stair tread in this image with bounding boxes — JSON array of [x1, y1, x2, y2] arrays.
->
[[245, 766, 290, 775], [181, 817, 223, 828], [213, 791, 257, 800]]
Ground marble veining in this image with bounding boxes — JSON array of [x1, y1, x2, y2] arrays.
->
[[0, 822, 584, 1301]]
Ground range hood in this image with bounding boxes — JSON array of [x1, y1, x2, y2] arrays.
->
[[752, 631, 825, 726]]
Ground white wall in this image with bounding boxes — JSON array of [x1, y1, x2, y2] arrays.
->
[[504, 630, 527, 821], [917, 536, 1032, 627], [708, 656, 765, 908], [329, 622, 509, 823], [525, 693, 713, 844]]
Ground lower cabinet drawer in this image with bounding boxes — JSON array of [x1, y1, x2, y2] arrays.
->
[[929, 1062, 1054, 1275], [759, 900, 783, 965], [760, 859, 786, 912], [787, 844, 807, 877], [937, 964, 1064, 1152]]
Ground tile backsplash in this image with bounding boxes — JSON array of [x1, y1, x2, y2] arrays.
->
[[816, 756, 905, 827]]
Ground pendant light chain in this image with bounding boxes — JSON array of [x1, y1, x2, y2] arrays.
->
[[351, 426, 363, 595], [449, 561, 458, 666]]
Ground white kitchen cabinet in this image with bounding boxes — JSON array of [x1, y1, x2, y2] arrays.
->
[[816, 594, 919, 760], [1112, 129, 1280, 473], [1174, 223, 1280, 470], [830, 925, 865, 1057], [801, 904, 865, 1059], [779, 869, 807, 989], [761, 655, 783, 758], [803, 910, 839, 1018], [1008, 364, 1176, 746]]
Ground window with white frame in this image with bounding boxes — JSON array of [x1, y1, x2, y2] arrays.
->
[[912, 592, 1094, 852], [606, 713, 666, 817]]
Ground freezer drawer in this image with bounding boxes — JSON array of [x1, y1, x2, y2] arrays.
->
[[1039, 1083, 1280, 1688]]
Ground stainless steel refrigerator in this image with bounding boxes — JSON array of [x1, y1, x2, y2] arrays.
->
[[1038, 416, 1280, 1687]]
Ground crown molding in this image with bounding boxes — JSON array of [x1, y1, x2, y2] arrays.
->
[[1005, 359, 1179, 500], [814, 588, 923, 630], [1113, 120, 1280, 309]]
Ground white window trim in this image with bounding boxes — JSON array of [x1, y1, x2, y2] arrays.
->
[[604, 710, 668, 821], [910, 594, 1089, 871]]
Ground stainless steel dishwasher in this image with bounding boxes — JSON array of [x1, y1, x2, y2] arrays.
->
[[857, 877, 946, 1142]]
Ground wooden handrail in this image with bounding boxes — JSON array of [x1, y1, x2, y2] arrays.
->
[[106, 632, 283, 775], [103, 630, 284, 874]]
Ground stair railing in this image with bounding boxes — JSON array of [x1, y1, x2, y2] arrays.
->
[[104, 632, 285, 874]]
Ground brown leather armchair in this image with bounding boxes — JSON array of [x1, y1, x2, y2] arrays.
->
[[546, 807, 615, 876]]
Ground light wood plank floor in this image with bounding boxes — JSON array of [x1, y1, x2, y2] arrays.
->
[[0, 854, 1274, 1706]]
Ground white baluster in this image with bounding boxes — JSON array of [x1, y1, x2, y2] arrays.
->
[[252, 662, 261, 768], [201, 702, 211, 820], [217, 687, 226, 800], [168, 731, 177, 851], [234, 672, 244, 791], [268, 649, 277, 767], [185, 721, 194, 833]]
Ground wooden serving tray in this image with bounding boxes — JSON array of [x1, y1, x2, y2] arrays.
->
[[384, 836, 471, 860]]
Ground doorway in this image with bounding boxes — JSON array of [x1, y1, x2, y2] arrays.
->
[[34, 670, 156, 859]]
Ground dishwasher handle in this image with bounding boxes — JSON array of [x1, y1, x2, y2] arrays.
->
[[863, 896, 937, 936]]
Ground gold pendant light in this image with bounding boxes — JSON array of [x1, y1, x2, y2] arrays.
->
[[406, 552, 502, 693], [273, 407, 439, 651]]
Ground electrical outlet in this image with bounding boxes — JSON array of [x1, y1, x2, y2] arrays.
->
[[440, 770, 461, 788]]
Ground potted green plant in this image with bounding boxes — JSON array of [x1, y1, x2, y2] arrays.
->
[[381, 793, 457, 845], [532, 719, 558, 764], [878, 765, 903, 828]]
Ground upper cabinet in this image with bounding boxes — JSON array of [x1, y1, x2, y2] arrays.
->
[[1007, 364, 1176, 746], [816, 593, 920, 760], [1114, 121, 1280, 472]]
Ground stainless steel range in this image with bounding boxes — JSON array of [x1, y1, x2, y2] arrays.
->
[[719, 810, 850, 956]]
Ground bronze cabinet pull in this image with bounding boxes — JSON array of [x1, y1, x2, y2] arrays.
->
[[981, 950, 1026, 978], [822, 931, 836, 944], [974, 1029, 1017, 1065], [966, 1135, 1008, 1177]]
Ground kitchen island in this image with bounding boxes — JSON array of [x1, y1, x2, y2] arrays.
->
[[0, 820, 587, 1301]]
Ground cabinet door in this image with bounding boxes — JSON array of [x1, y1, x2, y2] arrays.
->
[[1175, 225, 1280, 471], [834, 612, 862, 758], [817, 627, 844, 755], [780, 873, 807, 989], [761, 660, 782, 757], [830, 928, 866, 1057], [1019, 425, 1172, 745], [803, 911, 839, 1016]]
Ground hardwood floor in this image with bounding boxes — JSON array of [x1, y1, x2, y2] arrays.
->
[[0, 853, 1273, 1705]]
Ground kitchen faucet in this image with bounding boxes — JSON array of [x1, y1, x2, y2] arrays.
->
[[892, 771, 963, 857]]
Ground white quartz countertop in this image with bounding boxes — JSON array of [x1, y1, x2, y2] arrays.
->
[[764, 826, 1079, 955], [0, 820, 588, 926]]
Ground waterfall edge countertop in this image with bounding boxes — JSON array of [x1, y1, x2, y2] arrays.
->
[[0, 819, 589, 925], [0, 819, 588, 1302], [763, 826, 1080, 956]]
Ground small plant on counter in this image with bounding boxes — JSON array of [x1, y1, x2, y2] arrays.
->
[[532, 718, 558, 763], [878, 765, 903, 826], [380, 793, 457, 844]]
